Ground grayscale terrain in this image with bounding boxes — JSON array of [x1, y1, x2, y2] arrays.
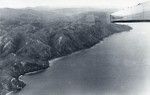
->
[[0, 8, 132, 94]]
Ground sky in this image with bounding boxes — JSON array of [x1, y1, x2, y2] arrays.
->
[[0, 0, 149, 9]]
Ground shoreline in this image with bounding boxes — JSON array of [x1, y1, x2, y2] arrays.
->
[[0, 8, 132, 94], [6, 28, 132, 95]]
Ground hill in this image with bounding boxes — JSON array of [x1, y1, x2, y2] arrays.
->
[[0, 8, 131, 94]]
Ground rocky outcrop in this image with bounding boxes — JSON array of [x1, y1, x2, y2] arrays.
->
[[0, 8, 132, 94]]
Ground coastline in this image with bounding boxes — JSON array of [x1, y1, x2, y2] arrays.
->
[[5, 27, 132, 95], [0, 8, 132, 94], [15, 23, 150, 95]]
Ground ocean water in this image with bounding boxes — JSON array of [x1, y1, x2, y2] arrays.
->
[[11, 23, 150, 95]]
